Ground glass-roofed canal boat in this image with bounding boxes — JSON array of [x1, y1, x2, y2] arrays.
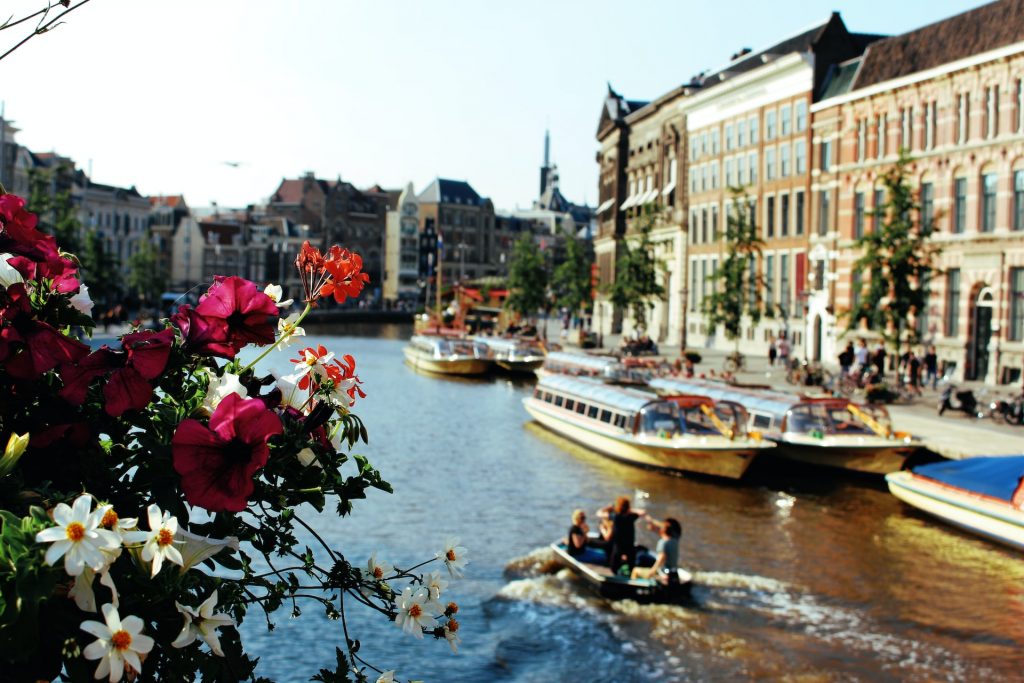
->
[[472, 336, 546, 373], [523, 375, 775, 479], [402, 335, 493, 376], [649, 378, 920, 474]]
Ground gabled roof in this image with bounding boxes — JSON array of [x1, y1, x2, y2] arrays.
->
[[270, 176, 333, 205], [85, 181, 143, 198], [417, 178, 484, 205], [149, 195, 187, 209], [854, 0, 1024, 90], [597, 83, 650, 138]]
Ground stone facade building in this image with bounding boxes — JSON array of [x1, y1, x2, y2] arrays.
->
[[416, 178, 496, 284]]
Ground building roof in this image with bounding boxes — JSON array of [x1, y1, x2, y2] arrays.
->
[[149, 195, 187, 209], [853, 0, 1024, 89], [85, 181, 143, 198], [417, 178, 485, 205], [819, 57, 863, 99]]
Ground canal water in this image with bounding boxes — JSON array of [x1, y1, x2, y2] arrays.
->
[[240, 330, 1024, 682]]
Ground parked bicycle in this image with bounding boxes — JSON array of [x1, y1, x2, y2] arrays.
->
[[785, 359, 834, 388], [723, 351, 745, 374]]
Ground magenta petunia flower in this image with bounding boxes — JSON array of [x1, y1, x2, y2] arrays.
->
[[171, 393, 283, 513], [195, 276, 278, 351], [170, 305, 234, 359]]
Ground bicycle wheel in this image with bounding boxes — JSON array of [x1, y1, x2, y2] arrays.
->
[[786, 369, 801, 385], [724, 358, 739, 374]]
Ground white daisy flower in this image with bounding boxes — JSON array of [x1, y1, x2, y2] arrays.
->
[[202, 371, 248, 415], [424, 569, 449, 601], [394, 586, 438, 638], [171, 590, 235, 657], [264, 283, 293, 308], [123, 504, 183, 577], [35, 494, 120, 576], [277, 312, 306, 347], [366, 552, 393, 582], [0, 253, 24, 288], [275, 371, 309, 412], [69, 283, 95, 315], [438, 537, 469, 578], [376, 672, 396, 683], [81, 603, 154, 682]]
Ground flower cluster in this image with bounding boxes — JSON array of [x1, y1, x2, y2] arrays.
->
[[0, 194, 461, 683]]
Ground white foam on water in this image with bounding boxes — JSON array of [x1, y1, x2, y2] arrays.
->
[[694, 570, 794, 592], [495, 571, 606, 612], [503, 546, 562, 578]]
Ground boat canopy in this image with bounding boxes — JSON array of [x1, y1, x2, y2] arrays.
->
[[543, 351, 618, 373], [651, 378, 800, 418], [411, 335, 487, 358], [538, 374, 655, 413], [914, 456, 1024, 503]]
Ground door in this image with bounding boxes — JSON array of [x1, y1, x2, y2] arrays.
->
[[813, 315, 822, 362], [969, 288, 995, 380]]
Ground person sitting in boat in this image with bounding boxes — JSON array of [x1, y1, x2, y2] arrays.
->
[[598, 496, 645, 574], [631, 516, 682, 583], [565, 509, 606, 564]]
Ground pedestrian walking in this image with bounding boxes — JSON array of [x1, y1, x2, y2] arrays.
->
[[907, 348, 922, 395], [872, 343, 887, 377], [768, 334, 777, 367], [854, 339, 869, 372], [776, 333, 791, 368], [838, 342, 855, 377], [923, 345, 938, 390]]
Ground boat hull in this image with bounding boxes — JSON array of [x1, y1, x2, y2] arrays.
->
[[771, 439, 914, 474], [550, 543, 692, 603], [496, 359, 545, 373], [402, 347, 491, 375], [524, 398, 762, 479], [886, 470, 1024, 551]]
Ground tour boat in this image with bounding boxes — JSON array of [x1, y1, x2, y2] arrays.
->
[[549, 541, 693, 603], [523, 375, 774, 479], [535, 350, 620, 378], [886, 456, 1024, 551], [473, 336, 546, 373], [402, 334, 492, 376], [649, 378, 920, 474]]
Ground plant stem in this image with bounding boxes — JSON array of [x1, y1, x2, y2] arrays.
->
[[240, 302, 311, 375]]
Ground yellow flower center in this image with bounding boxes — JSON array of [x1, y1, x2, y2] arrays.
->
[[373, 567, 384, 579], [448, 617, 460, 633], [408, 604, 422, 619], [445, 549, 457, 562], [157, 528, 174, 546], [66, 522, 86, 542], [100, 509, 118, 529], [111, 630, 132, 651]]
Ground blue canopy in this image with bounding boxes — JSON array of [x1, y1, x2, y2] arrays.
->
[[914, 456, 1024, 502]]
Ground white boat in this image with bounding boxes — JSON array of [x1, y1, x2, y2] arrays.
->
[[402, 335, 492, 376], [535, 350, 620, 379], [650, 378, 920, 474], [549, 541, 693, 603], [523, 375, 774, 479], [473, 336, 546, 373], [886, 456, 1024, 551]]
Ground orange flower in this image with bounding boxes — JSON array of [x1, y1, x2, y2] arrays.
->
[[319, 246, 369, 304]]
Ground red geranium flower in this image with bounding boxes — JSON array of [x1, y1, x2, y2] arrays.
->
[[319, 246, 369, 304], [196, 276, 278, 350], [172, 393, 283, 512], [295, 241, 331, 304]]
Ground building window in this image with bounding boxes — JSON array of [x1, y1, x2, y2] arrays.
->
[[750, 116, 759, 144], [901, 107, 911, 151], [821, 139, 832, 171], [795, 191, 805, 235], [765, 148, 776, 181], [954, 177, 967, 233], [796, 100, 807, 132], [765, 110, 776, 140], [945, 268, 961, 337], [765, 254, 775, 310], [725, 158, 734, 186], [748, 152, 758, 184], [857, 119, 866, 161], [781, 106, 791, 136], [873, 188, 885, 231], [737, 156, 746, 186], [1015, 171, 1024, 231], [982, 173, 997, 232], [854, 192, 865, 239], [690, 136, 699, 161], [925, 101, 936, 150], [737, 120, 747, 147], [713, 129, 722, 154], [701, 260, 708, 303], [795, 139, 806, 174], [748, 258, 757, 310], [702, 208, 708, 242], [711, 205, 719, 241], [818, 190, 830, 235], [780, 253, 790, 315], [766, 196, 775, 238], [876, 113, 887, 158], [780, 145, 791, 177], [1018, 79, 1024, 133], [987, 86, 999, 139], [814, 259, 825, 291], [780, 194, 790, 237], [711, 162, 719, 189], [725, 123, 734, 151], [690, 259, 697, 309], [921, 182, 934, 231], [958, 93, 970, 144], [1012, 268, 1024, 341]]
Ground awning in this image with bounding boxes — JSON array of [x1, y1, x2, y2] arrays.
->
[[661, 181, 676, 196], [638, 189, 658, 205], [620, 194, 638, 210], [597, 198, 615, 214]]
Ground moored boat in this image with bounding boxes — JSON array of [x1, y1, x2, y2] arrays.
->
[[535, 350, 620, 379], [402, 335, 492, 376], [473, 336, 546, 373], [650, 378, 920, 474], [523, 375, 774, 479], [549, 541, 693, 603], [886, 456, 1024, 551]]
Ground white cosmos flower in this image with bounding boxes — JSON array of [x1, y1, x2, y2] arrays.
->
[[175, 528, 239, 573], [438, 537, 469, 578], [366, 552, 393, 582], [70, 283, 95, 315], [278, 312, 306, 347], [264, 283, 293, 308], [444, 618, 461, 654], [0, 253, 24, 288], [275, 371, 308, 411], [35, 494, 120, 576], [294, 347, 335, 382], [171, 590, 235, 657], [69, 565, 120, 613], [122, 504, 183, 577], [376, 672, 396, 683], [202, 371, 248, 415], [394, 586, 438, 638], [81, 603, 154, 682], [424, 569, 448, 601]]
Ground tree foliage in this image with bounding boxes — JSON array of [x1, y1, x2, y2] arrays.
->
[[79, 230, 121, 308], [848, 151, 942, 354], [606, 208, 665, 332], [504, 231, 548, 319], [26, 164, 81, 254], [550, 228, 592, 316], [703, 190, 764, 343], [127, 236, 168, 307]]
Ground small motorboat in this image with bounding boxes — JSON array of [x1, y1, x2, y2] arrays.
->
[[402, 334, 493, 376], [886, 456, 1024, 551], [473, 336, 546, 373], [549, 541, 692, 603]]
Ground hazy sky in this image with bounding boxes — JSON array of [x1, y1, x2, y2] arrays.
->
[[1, 0, 986, 211]]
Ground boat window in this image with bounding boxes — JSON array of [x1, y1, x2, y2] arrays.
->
[[587, 405, 599, 419], [576, 402, 586, 414], [751, 413, 773, 430], [784, 405, 830, 435], [543, 392, 553, 403], [826, 405, 887, 435], [554, 395, 564, 408], [565, 399, 575, 411], [533, 388, 542, 399], [680, 406, 719, 435], [614, 414, 627, 429], [640, 401, 681, 437], [599, 409, 612, 423]]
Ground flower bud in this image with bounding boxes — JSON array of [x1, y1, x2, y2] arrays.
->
[[0, 432, 29, 476]]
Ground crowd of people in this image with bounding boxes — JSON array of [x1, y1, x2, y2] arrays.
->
[[836, 339, 940, 393]]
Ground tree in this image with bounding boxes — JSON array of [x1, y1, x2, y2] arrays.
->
[[703, 190, 764, 348], [550, 228, 592, 321], [606, 207, 665, 333], [848, 151, 942, 366], [127, 236, 167, 309], [504, 231, 548, 321], [26, 164, 81, 254], [79, 230, 121, 309]]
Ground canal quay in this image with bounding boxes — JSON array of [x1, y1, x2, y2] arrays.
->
[[240, 326, 1024, 683]]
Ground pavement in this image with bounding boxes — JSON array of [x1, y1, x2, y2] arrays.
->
[[542, 318, 1024, 461]]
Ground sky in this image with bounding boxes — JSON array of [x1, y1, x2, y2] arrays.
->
[[0, 0, 988, 212]]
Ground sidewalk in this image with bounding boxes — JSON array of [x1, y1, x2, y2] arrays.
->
[[544, 319, 1024, 460]]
